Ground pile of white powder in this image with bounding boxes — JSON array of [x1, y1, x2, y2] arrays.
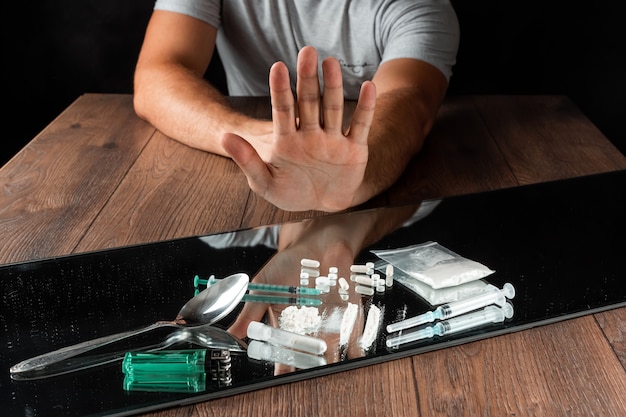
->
[[279, 305, 322, 335]]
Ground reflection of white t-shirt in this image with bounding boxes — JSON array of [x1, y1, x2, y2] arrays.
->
[[200, 200, 441, 250], [153, 0, 460, 98]]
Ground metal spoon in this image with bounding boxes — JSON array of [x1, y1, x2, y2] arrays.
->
[[10, 324, 248, 380], [10, 273, 250, 376]]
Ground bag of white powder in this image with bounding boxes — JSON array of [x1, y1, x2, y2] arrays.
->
[[371, 241, 494, 289]]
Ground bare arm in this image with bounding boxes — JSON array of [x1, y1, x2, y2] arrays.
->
[[133, 10, 271, 156], [353, 58, 448, 205]]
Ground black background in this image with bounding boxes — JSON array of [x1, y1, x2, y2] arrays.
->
[[4, 1, 625, 165]]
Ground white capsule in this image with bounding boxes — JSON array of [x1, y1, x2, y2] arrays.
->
[[301, 267, 320, 278], [300, 278, 309, 286], [366, 262, 375, 269], [385, 264, 394, 277], [371, 273, 380, 283], [355, 285, 374, 296], [350, 264, 369, 273], [376, 285, 386, 293], [354, 275, 375, 287], [350, 274, 357, 282], [301, 258, 320, 268], [329, 266, 338, 274], [338, 277, 350, 290]]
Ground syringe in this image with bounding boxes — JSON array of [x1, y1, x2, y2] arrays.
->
[[386, 302, 514, 348], [386, 283, 515, 333], [196, 275, 322, 295]]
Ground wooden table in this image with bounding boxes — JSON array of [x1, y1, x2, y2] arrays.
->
[[1, 94, 625, 416]]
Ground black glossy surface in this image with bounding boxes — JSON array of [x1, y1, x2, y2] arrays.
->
[[1, 170, 624, 417]]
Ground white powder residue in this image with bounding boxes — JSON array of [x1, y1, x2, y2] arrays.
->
[[279, 306, 321, 334], [340, 303, 358, 346], [359, 304, 382, 350]]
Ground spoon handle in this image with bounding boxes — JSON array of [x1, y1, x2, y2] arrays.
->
[[10, 322, 173, 375]]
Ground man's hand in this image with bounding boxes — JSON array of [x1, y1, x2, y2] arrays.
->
[[221, 46, 376, 212]]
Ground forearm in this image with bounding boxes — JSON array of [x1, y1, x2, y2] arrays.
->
[[352, 86, 440, 205], [133, 64, 266, 156]]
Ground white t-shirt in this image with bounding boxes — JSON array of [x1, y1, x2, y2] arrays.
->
[[154, 0, 459, 99]]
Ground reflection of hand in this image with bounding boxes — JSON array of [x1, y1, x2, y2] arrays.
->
[[221, 46, 376, 212], [228, 205, 419, 373]]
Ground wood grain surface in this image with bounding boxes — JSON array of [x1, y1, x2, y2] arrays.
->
[[1, 94, 624, 417]]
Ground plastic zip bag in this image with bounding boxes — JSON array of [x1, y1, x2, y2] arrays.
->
[[371, 241, 494, 289]]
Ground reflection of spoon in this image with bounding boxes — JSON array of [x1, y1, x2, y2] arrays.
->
[[10, 325, 248, 380], [10, 273, 250, 376]]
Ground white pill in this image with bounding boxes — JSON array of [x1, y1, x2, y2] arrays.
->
[[385, 264, 394, 277], [315, 284, 330, 293], [300, 271, 310, 279], [386, 277, 393, 287], [350, 274, 357, 282], [301, 258, 320, 268], [355, 275, 374, 287], [366, 262, 375, 269], [338, 277, 350, 290], [300, 278, 309, 286], [329, 266, 338, 274], [340, 293, 349, 301], [355, 285, 374, 296], [350, 264, 369, 273], [371, 273, 380, 283], [301, 267, 320, 277], [315, 276, 330, 286], [376, 285, 386, 293]]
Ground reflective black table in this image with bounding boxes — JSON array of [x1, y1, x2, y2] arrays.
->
[[2, 170, 624, 417]]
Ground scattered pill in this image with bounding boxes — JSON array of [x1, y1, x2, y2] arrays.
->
[[315, 284, 330, 293], [350, 264, 369, 273], [376, 285, 386, 293], [301, 258, 320, 268], [300, 278, 309, 286], [385, 264, 394, 287], [301, 267, 320, 278], [355, 285, 374, 296], [338, 277, 350, 290], [366, 262, 375, 269], [329, 266, 338, 274], [354, 275, 374, 287], [315, 276, 330, 286], [385, 264, 394, 277]]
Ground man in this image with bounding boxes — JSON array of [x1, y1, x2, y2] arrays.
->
[[133, 1, 459, 212]]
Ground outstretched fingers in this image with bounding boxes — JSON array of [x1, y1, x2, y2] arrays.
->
[[348, 81, 376, 143], [321, 57, 344, 133], [296, 46, 321, 131], [269, 62, 297, 135]]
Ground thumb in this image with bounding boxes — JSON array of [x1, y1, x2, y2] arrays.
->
[[220, 132, 272, 197]]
